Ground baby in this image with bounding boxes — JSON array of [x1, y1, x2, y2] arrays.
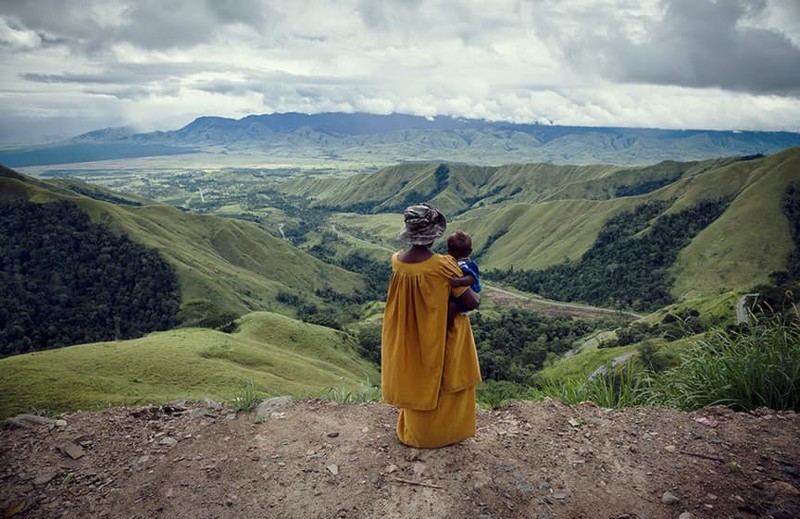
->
[[447, 231, 482, 327]]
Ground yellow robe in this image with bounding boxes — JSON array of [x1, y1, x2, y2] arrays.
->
[[381, 253, 482, 448]]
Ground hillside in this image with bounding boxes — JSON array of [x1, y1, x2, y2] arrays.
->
[[0, 312, 378, 419], [0, 170, 366, 317], [296, 148, 800, 301], [2, 399, 798, 519], [3, 112, 800, 169]]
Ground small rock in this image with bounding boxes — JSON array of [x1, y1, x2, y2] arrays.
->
[[664, 445, 676, 453], [11, 414, 57, 428], [159, 437, 178, 446], [551, 492, 567, 500], [137, 455, 150, 464], [661, 491, 680, 505], [385, 464, 398, 474], [2, 501, 26, 518], [327, 432, 339, 438], [204, 399, 224, 410], [768, 481, 800, 496], [253, 434, 268, 442], [58, 442, 85, 460], [404, 450, 422, 462], [189, 408, 209, 419], [33, 473, 58, 485], [678, 513, 694, 519], [255, 396, 292, 420], [55, 419, 68, 428], [327, 464, 339, 476]]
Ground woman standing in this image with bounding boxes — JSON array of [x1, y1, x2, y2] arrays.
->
[[381, 203, 482, 448]]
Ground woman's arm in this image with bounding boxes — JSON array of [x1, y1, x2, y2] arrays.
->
[[456, 287, 481, 310]]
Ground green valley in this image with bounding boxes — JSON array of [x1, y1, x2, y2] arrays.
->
[[1, 146, 799, 419]]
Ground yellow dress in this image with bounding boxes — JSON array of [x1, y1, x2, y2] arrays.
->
[[381, 252, 482, 448]]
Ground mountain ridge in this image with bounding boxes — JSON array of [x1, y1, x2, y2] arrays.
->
[[3, 112, 800, 168]]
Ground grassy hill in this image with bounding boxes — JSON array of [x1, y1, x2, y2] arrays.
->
[[281, 148, 800, 300], [0, 170, 366, 316], [0, 312, 378, 419]]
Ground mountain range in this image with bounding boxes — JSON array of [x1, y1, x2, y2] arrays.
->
[[3, 112, 800, 168]]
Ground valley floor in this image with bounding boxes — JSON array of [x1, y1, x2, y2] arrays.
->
[[2, 399, 799, 519]]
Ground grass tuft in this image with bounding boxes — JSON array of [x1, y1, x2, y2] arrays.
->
[[321, 383, 381, 403], [228, 380, 264, 412]]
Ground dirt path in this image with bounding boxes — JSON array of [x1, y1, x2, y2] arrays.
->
[[3, 399, 799, 519]]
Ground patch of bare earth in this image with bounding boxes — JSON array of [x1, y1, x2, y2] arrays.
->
[[2, 399, 799, 519]]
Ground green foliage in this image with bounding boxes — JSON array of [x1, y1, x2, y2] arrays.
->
[[537, 366, 644, 408], [489, 198, 731, 311], [322, 383, 381, 403], [783, 182, 800, 280], [0, 311, 379, 419], [0, 200, 180, 356], [229, 380, 264, 412], [476, 379, 537, 409], [637, 341, 676, 372], [471, 308, 613, 383], [355, 323, 382, 365], [604, 309, 708, 348], [178, 299, 239, 332], [641, 315, 800, 411]]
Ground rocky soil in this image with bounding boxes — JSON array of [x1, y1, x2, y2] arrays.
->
[[2, 398, 799, 519]]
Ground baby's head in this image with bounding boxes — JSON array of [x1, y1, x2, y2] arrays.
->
[[447, 231, 472, 260]]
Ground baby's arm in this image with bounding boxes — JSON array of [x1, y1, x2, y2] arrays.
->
[[451, 273, 476, 287]]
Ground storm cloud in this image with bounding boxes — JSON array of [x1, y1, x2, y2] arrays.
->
[[1, 0, 799, 142]]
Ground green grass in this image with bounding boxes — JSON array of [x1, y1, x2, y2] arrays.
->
[[670, 150, 800, 298], [535, 315, 800, 412], [0, 312, 378, 420], [641, 315, 800, 411]]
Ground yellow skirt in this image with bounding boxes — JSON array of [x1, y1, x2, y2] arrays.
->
[[396, 387, 476, 448]]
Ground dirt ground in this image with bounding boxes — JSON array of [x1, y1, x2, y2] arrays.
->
[[2, 398, 799, 519]]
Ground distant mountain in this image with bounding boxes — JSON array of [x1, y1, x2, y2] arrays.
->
[[2, 112, 800, 167]]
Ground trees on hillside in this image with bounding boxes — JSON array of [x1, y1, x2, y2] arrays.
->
[[0, 200, 181, 356], [488, 198, 732, 312]]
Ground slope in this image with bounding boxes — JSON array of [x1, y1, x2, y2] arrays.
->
[[0, 312, 378, 419], [296, 149, 800, 300], [671, 148, 800, 297], [0, 170, 366, 315]]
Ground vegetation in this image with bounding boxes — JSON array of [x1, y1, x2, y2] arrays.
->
[[0, 200, 180, 356], [783, 182, 800, 280], [471, 308, 614, 383], [641, 315, 800, 411], [539, 315, 800, 412], [0, 312, 378, 419], [229, 380, 265, 412], [488, 198, 731, 311]]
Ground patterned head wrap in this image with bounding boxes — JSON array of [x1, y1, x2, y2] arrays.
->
[[398, 202, 447, 245]]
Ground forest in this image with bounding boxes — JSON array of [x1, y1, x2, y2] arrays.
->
[[0, 200, 181, 356], [487, 198, 732, 311]]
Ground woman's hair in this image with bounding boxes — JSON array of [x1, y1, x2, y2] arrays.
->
[[447, 231, 472, 257]]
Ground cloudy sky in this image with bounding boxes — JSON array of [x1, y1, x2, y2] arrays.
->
[[1, 0, 799, 143]]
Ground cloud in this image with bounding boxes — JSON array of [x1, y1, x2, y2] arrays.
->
[[533, 0, 800, 94], [1, 0, 799, 142]]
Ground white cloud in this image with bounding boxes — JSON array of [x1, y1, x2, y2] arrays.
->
[[0, 0, 798, 142]]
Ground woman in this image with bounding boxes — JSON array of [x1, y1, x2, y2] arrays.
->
[[381, 203, 482, 448]]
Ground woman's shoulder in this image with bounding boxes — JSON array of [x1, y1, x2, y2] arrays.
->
[[434, 253, 462, 275]]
